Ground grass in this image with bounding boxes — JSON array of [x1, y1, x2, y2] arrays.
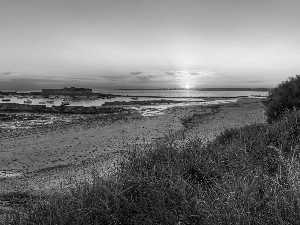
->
[[3, 110, 300, 224]]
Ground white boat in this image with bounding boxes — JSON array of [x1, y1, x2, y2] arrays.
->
[[24, 99, 32, 104]]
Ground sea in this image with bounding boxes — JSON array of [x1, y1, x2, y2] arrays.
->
[[95, 89, 268, 98], [0, 89, 269, 108]]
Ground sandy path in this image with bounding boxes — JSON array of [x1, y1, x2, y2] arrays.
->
[[183, 98, 267, 141]]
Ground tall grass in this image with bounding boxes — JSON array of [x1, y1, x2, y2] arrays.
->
[[4, 110, 300, 224]]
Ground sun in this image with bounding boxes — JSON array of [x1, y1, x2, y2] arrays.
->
[[185, 84, 190, 89]]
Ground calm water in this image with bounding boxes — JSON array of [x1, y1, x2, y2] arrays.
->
[[1, 89, 268, 97], [95, 89, 268, 98]]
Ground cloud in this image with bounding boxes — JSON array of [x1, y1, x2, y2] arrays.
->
[[246, 80, 265, 84], [165, 70, 215, 77], [189, 70, 215, 76], [0, 72, 11, 76], [0, 72, 24, 76], [130, 72, 143, 76], [126, 70, 216, 84], [129, 71, 165, 79], [0, 73, 116, 90], [0, 69, 217, 89], [237, 80, 265, 84], [164, 71, 175, 75]]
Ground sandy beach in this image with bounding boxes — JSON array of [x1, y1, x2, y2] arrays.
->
[[0, 98, 266, 200]]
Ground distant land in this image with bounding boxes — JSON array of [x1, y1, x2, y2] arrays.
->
[[116, 88, 272, 91]]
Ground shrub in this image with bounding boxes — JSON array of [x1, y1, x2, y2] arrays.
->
[[263, 75, 300, 123]]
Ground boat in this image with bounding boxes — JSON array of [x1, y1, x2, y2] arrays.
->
[[2, 99, 10, 102], [61, 101, 71, 106], [39, 102, 46, 104], [24, 99, 32, 104], [131, 97, 138, 100], [46, 100, 54, 103]]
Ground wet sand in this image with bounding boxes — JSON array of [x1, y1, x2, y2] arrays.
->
[[0, 98, 266, 198], [0, 111, 184, 174]]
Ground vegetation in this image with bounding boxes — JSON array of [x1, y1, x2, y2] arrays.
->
[[263, 75, 300, 123], [3, 109, 300, 224], [4, 78, 300, 224]]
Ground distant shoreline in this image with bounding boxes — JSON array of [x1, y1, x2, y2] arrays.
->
[[115, 88, 272, 91]]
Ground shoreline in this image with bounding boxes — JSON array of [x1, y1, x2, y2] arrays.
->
[[0, 98, 266, 196]]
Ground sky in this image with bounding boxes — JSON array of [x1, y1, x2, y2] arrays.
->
[[0, 0, 300, 90]]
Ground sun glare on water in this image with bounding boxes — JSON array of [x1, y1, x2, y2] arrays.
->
[[185, 84, 190, 89]]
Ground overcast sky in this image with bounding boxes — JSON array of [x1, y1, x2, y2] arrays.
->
[[0, 0, 300, 90]]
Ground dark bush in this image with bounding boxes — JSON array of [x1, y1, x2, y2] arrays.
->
[[263, 75, 300, 123]]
